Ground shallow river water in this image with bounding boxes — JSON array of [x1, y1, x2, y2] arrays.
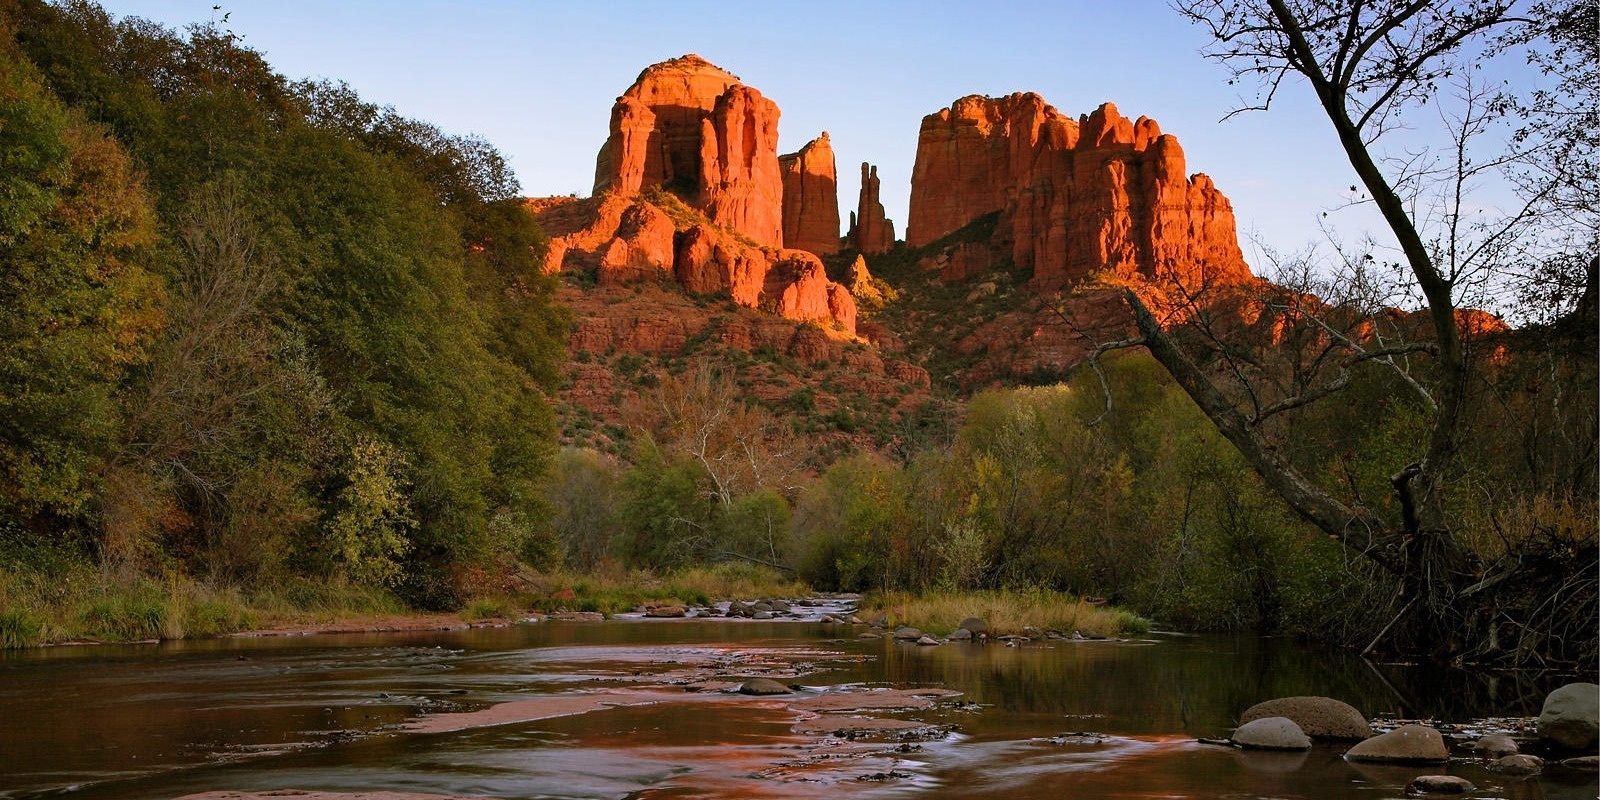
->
[[2, 611, 1595, 800]]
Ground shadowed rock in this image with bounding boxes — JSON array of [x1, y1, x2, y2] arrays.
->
[[1232, 717, 1311, 751], [1539, 682, 1599, 751], [1344, 724, 1448, 764], [1240, 696, 1371, 740], [738, 678, 791, 696]]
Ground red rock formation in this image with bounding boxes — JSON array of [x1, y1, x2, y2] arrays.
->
[[542, 55, 857, 335], [908, 95, 1251, 290], [779, 133, 840, 257], [850, 162, 895, 254], [593, 55, 739, 197], [700, 85, 784, 247], [596, 201, 675, 285], [591, 54, 783, 248]]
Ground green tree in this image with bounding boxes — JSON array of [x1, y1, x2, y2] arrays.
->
[[0, 44, 163, 521]]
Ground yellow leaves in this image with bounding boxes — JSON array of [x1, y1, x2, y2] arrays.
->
[[326, 434, 414, 587]]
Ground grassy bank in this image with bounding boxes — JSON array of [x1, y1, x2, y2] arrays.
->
[[860, 589, 1150, 638], [0, 560, 405, 648], [469, 563, 811, 619], [1, 556, 811, 648]]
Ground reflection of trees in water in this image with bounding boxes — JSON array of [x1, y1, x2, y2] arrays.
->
[[826, 634, 1577, 735]]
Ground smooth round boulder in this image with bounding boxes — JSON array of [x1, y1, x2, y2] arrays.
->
[[948, 628, 973, 641], [737, 678, 791, 696], [1404, 775, 1474, 795], [958, 617, 988, 635], [1472, 734, 1519, 759], [752, 611, 774, 620], [1538, 682, 1599, 751], [892, 627, 922, 640], [1489, 754, 1543, 775], [1240, 696, 1371, 740], [1344, 724, 1449, 764], [1232, 716, 1312, 751]]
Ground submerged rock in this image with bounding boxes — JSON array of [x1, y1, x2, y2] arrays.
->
[[1488, 754, 1543, 775], [1239, 696, 1370, 740], [1232, 717, 1312, 751], [738, 678, 791, 696], [1404, 775, 1474, 794], [1539, 682, 1599, 751], [1472, 733, 1519, 759], [1344, 724, 1449, 764]]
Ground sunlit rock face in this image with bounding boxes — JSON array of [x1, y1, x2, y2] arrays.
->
[[779, 132, 840, 257], [593, 54, 782, 249], [553, 55, 855, 334], [909, 94, 1251, 291]]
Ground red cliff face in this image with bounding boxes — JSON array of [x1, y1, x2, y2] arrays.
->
[[556, 55, 855, 334], [850, 162, 895, 255], [908, 95, 1251, 290], [592, 54, 784, 248], [779, 133, 841, 257]]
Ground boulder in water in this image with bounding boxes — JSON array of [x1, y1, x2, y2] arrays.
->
[[1239, 696, 1370, 740], [1344, 724, 1448, 764], [1538, 682, 1599, 751], [1231, 717, 1312, 751], [738, 678, 791, 696]]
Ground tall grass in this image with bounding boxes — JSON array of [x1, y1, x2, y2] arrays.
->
[[514, 563, 810, 616], [0, 536, 408, 648], [861, 589, 1150, 638]]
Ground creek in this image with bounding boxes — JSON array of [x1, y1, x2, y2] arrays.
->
[[1, 609, 1594, 799]]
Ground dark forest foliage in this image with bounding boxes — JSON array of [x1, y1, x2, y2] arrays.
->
[[0, 0, 566, 609]]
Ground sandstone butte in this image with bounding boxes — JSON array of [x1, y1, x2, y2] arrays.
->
[[545, 54, 856, 334], [907, 94, 1252, 292], [779, 132, 841, 257]]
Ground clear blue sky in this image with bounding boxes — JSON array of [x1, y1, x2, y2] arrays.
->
[[94, 0, 1476, 266]]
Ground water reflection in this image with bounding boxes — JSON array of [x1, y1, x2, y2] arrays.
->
[[0, 622, 1593, 799]]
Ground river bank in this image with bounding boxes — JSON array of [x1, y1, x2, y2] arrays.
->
[[2, 560, 1148, 649]]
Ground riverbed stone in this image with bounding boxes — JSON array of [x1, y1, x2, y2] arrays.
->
[[949, 628, 973, 641], [1560, 755, 1599, 771], [738, 678, 791, 695], [892, 627, 922, 640], [1405, 775, 1474, 794], [645, 605, 685, 618], [1240, 696, 1371, 740], [752, 611, 774, 620], [1232, 716, 1312, 750], [916, 635, 940, 646], [1473, 734, 1519, 758], [1538, 682, 1599, 751], [1489, 754, 1543, 775], [1344, 724, 1449, 763], [959, 617, 988, 635]]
